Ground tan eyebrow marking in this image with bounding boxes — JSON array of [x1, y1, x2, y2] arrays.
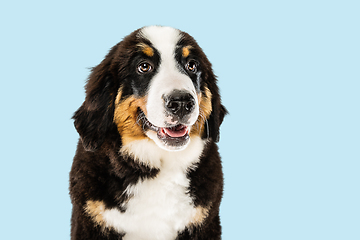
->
[[182, 45, 193, 58], [137, 43, 154, 57]]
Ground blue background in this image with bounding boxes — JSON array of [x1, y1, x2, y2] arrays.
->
[[1, 0, 359, 239]]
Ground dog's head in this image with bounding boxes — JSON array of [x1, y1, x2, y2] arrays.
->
[[73, 26, 227, 152]]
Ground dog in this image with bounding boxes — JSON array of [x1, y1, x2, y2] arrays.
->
[[70, 26, 227, 240]]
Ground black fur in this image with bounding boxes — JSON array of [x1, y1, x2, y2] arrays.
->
[[70, 26, 227, 240]]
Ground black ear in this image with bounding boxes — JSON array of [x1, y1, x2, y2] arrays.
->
[[205, 93, 228, 142], [73, 57, 117, 151]]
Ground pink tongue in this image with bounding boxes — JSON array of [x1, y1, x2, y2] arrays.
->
[[162, 125, 188, 138]]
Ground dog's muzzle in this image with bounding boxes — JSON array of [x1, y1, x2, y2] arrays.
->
[[143, 89, 199, 151]]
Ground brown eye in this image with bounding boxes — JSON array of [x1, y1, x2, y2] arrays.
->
[[138, 62, 153, 73], [186, 60, 198, 73]]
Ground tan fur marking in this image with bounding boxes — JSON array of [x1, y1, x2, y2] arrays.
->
[[137, 43, 154, 57], [114, 89, 148, 145], [189, 205, 210, 226], [85, 200, 106, 228], [114, 86, 212, 143], [182, 46, 192, 58], [191, 86, 212, 137]]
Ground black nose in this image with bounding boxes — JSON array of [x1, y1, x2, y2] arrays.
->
[[165, 90, 196, 119]]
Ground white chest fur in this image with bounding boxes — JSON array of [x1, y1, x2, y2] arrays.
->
[[101, 137, 206, 240]]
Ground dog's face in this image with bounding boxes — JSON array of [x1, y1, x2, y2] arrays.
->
[[117, 26, 205, 151], [74, 26, 226, 152]]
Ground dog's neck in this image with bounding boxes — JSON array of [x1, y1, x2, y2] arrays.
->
[[119, 136, 206, 171]]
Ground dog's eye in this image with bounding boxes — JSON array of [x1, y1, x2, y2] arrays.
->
[[186, 60, 198, 73], [138, 62, 153, 73]]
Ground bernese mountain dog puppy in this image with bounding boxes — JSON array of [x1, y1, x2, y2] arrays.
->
[[70, 26, 227, 240]]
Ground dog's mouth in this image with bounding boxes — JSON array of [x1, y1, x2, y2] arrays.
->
[[140, 110, 190, 149]]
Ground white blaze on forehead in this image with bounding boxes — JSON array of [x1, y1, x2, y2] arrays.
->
[[139, 26, 199, 128], [140, 26, 181, 58]]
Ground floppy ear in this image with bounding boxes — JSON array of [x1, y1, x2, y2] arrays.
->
[[72, 53, 118, 151], [205, 91, 228, 142], [200, 69, 228, 142]]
